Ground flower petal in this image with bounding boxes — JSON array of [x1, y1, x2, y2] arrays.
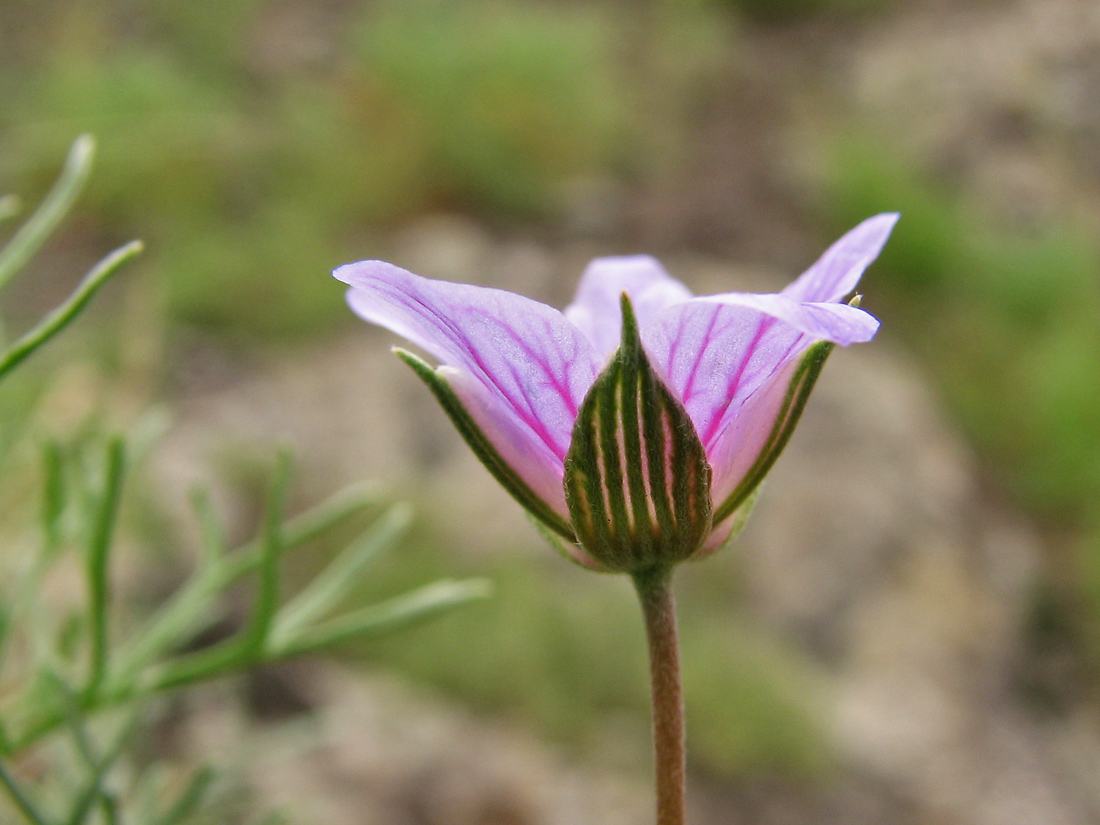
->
[[649, 300, 808, 451], [650, 290, 877, 455], [442, 365, 571, 523], [703, 355, 800, 511], [564, 256, 693, 359], [702, 293, 879, 346], [781, 213, 899, 303], [336, 260, 601, 467], [706, 340, 833, 525]]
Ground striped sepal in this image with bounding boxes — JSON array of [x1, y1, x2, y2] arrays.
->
[[564, 294, 712, 572]]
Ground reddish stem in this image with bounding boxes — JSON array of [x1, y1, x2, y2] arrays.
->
[[633, 565, 685, 825]]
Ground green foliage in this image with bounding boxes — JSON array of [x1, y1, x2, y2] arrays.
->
[[0, 433, 488, 823], [0, 138, 489, 824], [350, 0, 623, 217], [0, 137, 140, 386], [824, 137, 1100, 666], [825, 138, 1100, 522], [1, 0, 627, 335]]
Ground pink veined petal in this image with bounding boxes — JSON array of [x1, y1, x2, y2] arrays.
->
[[564, 255, 693, 359], [650, 293, 877, 468], [441, 367, 571, 519], [782, 213, 899, 304], [649, 300, 810, 450], [703, 356, 801, 511], [336, 260, 601, 466], [701, 293, 880, 346]]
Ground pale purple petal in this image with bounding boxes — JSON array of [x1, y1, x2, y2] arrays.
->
[[700, 518, 737, 555], [649, 290, 877, 459], [649, 301, 808, 450], [564, 256, 693, 359], [701, 293, 880, 346], [781, 213, 899, 303], [703, 357, 800, 510], [336, 260, 601, 470], [442, 367, 570, 518]]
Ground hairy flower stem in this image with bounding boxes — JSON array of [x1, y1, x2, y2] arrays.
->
[[633, 565, 686, 825]]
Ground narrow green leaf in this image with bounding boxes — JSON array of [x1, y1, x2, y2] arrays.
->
[[277, 480, 384, 549], [15, 477, 392, 750], [143, 452, 295, 691], [139, 637, 249, 694], [0, 757, 54, 825], [146, 578, 492, 690], [97, 796, 119, 825], [274, 578, 493, 657], [41, 440, 66, 558], [268, 503, 412, 651], [0, 602, 10, 687], [84, 438, 126, 698], [154, 767, 214, 825], [62, 713, 137, 825], [0, 240, 143, 384], [188, 486, 227, 567], [243, 449, 291, 656], [0, 442, 67, 689], [106, 481, 383, 696], [124, 406, 172, 465], [0, 135, 95, 293]]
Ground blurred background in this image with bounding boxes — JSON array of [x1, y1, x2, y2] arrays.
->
[[3, 0, 1100, 821]]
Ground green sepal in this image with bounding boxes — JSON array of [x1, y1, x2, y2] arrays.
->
[[712, 340, 833, 525], [395, 348, 576, 542], [563, 294, 712, 573]]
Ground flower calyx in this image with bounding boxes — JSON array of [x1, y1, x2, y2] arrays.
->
[[564, 294, 712, 573]]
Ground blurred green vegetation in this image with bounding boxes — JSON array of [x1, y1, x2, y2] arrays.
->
[[826, 139, 1100, 521], [823, 136, 1100, 668], [0, 138, 490, 822], [2, 0, 627, 334]]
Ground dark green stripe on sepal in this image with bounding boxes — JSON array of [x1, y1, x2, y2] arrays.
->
[[711, 340, 833, 526], [394, 348, 576, 541], [563, 295, 712, 573]]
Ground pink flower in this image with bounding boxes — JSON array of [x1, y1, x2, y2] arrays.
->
[[335, 214, 897, 572]]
